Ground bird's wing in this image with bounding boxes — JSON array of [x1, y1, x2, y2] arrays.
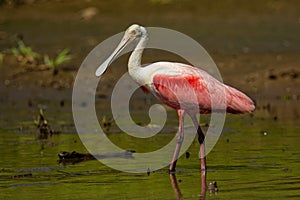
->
[[142, 62, 254, 114], [150, 66, 213, 113], [224, 85, 255, 113]]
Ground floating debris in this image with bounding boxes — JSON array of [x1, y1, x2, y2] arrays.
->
[[34, 108, 60, 138], [58, 150, 135, 165], [260, 131, 268, 136], [185, 151, 190, 159], [12, 173, 32, 179], [101, 115, 114, 132], [208, 181, 218, 194], [58, 151, 95, 161], [282, 168, 291, 172]]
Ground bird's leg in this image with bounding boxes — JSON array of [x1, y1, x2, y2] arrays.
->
[[169, 109, 185, 173], [190, 115, 206, 170], [198, 126, 207, 199], [190, 114, 206, 199], [197, 126, 206, 172]]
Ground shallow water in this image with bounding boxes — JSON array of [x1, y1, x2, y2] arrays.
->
[[0, 101, 299, 200]]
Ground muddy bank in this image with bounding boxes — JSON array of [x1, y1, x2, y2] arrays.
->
[[1, 50, 299, 100], [1, 52, 299, 125]]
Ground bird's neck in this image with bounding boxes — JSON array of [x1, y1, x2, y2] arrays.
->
[[128, 34, 148, 73]]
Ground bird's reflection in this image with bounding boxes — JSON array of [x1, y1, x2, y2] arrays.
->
[[169, 173, 184, 200], [169, 173, 208, 200]]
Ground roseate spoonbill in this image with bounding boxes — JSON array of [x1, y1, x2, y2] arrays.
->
[[95, 24, 255, 175]]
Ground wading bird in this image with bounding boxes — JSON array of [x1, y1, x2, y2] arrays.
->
[[95, 24, 255, 193]]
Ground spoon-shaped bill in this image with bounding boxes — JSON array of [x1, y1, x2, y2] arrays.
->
[[95, 36, 131, 77]]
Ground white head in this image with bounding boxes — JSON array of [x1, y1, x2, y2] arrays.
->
[[125, 24, 147, 40], [95, 24, 147, 77]]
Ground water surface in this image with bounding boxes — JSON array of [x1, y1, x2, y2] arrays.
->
[[0, 101, 299, 200]]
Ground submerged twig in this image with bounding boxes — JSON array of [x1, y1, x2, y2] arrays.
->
[[34, 108, 60, 138], [58, 150, 135, 165]]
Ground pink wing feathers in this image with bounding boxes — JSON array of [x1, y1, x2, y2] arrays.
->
[[224, 85, 255, 114], [151, 66, 255, 114]]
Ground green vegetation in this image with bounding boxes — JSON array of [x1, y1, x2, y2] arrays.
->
[[1, 40, 72, 73], [43, 48, 72, 71], [9, 40, 40, 64]]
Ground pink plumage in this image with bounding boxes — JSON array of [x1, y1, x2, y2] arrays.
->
[[150, 65, 254, 115]]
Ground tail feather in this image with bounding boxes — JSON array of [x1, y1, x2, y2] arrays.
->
[[226, 86, 255, 114]]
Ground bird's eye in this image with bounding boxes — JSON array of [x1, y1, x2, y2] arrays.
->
[[131, 30, 136, 35]]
